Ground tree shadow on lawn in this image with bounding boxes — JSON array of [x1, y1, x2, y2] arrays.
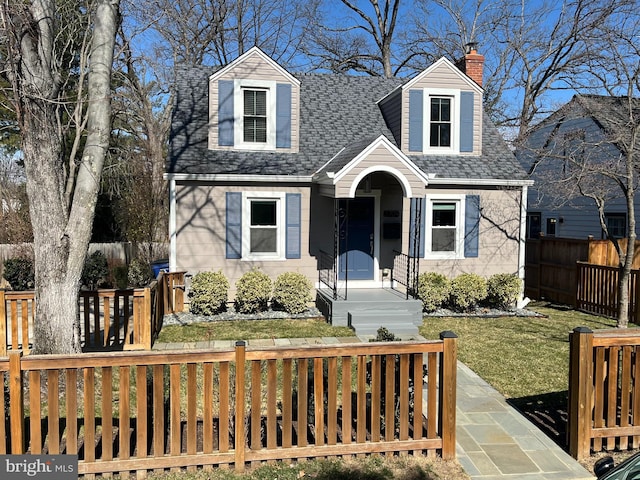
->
[[508, 390, 569, 450]]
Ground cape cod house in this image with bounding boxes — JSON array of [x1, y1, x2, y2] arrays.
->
[[166, 46, 531, 334]]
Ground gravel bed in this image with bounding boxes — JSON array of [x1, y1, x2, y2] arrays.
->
[[163, 307, 324, 326], [163, 305, 541, 326]]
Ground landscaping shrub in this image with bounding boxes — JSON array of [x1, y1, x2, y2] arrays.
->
[[112, 265, 129, 289], [235, 269, 272, 314], [272, 272, 312, 314], [189, 270, 229, 315], [417, 272, 450, 312], [449, 273, 487, 312], [82, 251, 109, 290], [486, 273, 521, 310], [128, 258, 153, 287], [2, 257, 34, 291]]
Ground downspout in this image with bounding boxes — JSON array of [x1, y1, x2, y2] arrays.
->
[[518, 185, 530, 309], [169, 177, 177, 271]]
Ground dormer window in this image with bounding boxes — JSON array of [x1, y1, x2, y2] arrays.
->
[[243, 89, 268, 143], [429, 97, 452, 148]]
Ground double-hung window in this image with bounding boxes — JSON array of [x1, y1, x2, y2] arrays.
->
[[249, 199, 277, 253], [242, 192, 285, 259], [233, 79, 277, 149], [243, 89, 267, 143], [430, 97, 452, 148], [425, 195, 465, 259]]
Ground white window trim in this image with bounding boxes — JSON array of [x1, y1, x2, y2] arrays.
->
[[234, 79, 277, 150], [242, 191, 286, 260], [424, 88, 460, 155], [424, 194, 465, 259]]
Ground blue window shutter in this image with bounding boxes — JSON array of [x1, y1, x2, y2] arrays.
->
[[408, 90, 423, 152], [409, 197, 425, 257], [285, 193, 301, 259], [226, 192, 242, 259], [276, 84, 292, 148], [464, 195, 480, 258], [218, 80, 234, 146], [460, 91, 474, 152]]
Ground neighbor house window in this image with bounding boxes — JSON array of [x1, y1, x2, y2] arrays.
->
[[425, 195, 465, 259], [604, 213, 626, 239], [546, 218, 557, 236], [430, 97, 452, 147], [243, 89, 267, 143], [527, 213, 541, 239]]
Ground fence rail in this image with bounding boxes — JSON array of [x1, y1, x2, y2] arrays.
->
[[0, 334, 458, 476], [568, 327, 640, 460], [0, 271, 186, 355]]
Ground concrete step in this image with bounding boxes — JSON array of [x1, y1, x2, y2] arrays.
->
[[348, 310, 420, 336]]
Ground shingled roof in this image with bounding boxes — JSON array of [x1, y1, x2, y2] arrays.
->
[[168, 65, 527, 182]]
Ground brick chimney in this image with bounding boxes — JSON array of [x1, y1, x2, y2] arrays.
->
[[457, 42, 484, 87]]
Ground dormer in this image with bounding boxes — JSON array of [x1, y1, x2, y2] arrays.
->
[[379, 56, 484, 156], [208, 47, 300, 153]]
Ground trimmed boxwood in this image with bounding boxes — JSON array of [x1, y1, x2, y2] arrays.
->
[[449, 273, 487, 312], [189, 270, 229, 315], [235, 269, 272, 314], [273, 272, 312, 314], [486, 273, 521, 309], [417, 272, 451, 312]]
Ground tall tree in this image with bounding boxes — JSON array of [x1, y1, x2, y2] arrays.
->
[[407, 0, 630, 136], [302, 0, 408, 77], [1, 0, 120, 353]]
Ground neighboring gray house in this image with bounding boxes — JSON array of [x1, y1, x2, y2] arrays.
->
[[519, 95, 640, 240], [166, 47, 531, 334]]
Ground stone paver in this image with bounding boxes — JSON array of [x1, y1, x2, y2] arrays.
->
[[455, 362, 595, 479]]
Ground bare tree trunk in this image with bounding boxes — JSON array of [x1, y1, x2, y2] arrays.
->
[[5, 0, 120, 354]]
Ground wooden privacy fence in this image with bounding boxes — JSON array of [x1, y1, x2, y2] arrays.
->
[[0, 271, 186, 355], [525, 236, 640, 307], [568, 327, 640, 460], [0, 334, 458, 477]]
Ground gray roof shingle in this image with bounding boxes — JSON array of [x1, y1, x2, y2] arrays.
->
[[168, 66, 527, 181]]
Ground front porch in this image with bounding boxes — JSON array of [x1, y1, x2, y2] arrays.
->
[[316, 287, 423, 337]]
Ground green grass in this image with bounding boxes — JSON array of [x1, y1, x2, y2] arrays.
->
[[157, 318, 354, 343], [419, 302, 620, 398]]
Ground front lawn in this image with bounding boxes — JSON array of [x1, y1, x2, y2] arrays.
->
[[157, 318, 354, 343], [419, 302, 618, 398]]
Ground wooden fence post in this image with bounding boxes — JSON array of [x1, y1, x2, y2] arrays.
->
[[142, 287, 152, 350], [439, 331, 457, 460], [568, 326, 593, 460], [8, 350, 24, 454], [0, 290, 6, 356], [235, 341, 246, 472], [175, 272, 185, 313]]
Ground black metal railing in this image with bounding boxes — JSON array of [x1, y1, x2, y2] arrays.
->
[[392, 250, 419, 299], [319, 250, 346, 300]]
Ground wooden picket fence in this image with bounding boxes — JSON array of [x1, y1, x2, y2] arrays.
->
[[0, 271, 186, 355], [576, 262, 640, 324], [568, 327, 640, 460], [0, 334, 458, 476]]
